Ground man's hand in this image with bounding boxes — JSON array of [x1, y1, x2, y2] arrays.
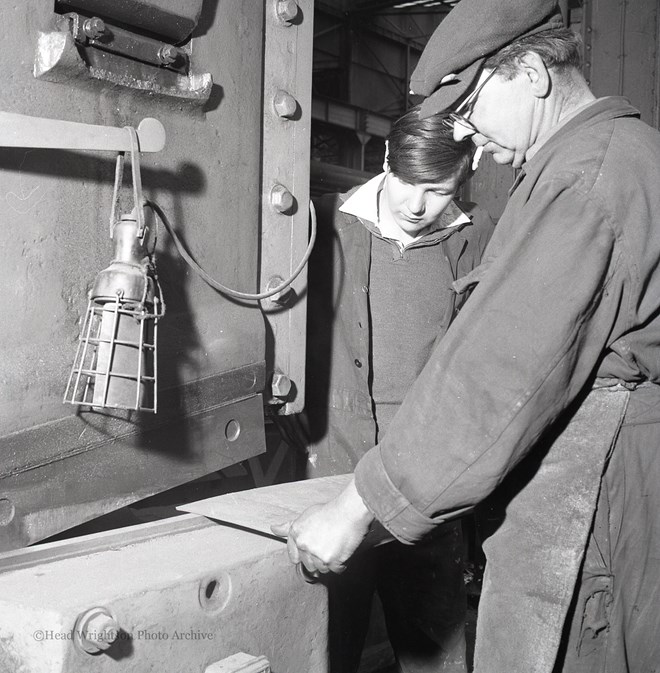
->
[[271, 478, 374, 576]]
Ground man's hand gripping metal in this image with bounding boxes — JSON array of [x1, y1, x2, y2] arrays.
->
[[271, 478, 375, 581]]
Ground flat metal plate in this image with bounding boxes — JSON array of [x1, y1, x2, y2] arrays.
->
[[177, 474, 352, 538]]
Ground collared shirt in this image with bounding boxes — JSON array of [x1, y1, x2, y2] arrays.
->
[[339, 172, 471, 249]]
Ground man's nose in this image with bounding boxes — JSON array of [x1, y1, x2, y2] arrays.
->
[[453, 121, 476, 142]]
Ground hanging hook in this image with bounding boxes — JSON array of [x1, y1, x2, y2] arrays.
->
[[108, 126, 146, 239], [126, 126, 146, 238]]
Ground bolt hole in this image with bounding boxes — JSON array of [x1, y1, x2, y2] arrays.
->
[[0, 498, 15, 526], [205, 579, 218, 601], [225, 419, 241, 442], [198, 573, 231, 613]]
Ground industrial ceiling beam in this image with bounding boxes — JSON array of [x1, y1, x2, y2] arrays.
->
[[350, 0, 454, 13], [315, 3, 429, 50]]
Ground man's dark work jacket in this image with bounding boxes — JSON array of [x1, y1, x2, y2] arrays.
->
[[353, 97, 660, 671], [355, 96, 660, 538]]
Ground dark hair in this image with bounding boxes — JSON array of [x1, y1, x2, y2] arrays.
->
[[485, 28, 583, 79], [386, 105, 474, 186]]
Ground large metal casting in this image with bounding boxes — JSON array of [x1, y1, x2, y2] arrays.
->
[[0, 514, 328, 673]]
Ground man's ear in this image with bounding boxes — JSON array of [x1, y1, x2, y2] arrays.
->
[[519, 51, 551, 98]]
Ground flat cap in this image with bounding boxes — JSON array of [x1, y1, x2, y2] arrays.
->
[[411, 0, 564, 118]]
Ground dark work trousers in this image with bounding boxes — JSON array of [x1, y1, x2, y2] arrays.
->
[[555, 385, 660, 673], [326, 519, 467, 673]]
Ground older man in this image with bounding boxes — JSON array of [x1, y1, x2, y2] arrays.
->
[[273, 1, 660, 671]]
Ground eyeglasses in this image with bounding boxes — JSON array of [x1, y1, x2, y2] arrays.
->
[[442, 67, 499, 134]]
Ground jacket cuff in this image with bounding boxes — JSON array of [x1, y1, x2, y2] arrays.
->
[[354, 447, 440, 544]]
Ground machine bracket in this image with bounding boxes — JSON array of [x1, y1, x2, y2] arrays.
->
[[34, 2, 213, 103]]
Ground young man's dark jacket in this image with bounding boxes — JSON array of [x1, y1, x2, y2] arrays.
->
[[302, 187, 494, 477]]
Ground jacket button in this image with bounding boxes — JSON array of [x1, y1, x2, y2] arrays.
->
[[354, 359, 362, 368], [361, 285, 369, 293]]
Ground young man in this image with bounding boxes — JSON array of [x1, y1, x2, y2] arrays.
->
[[297, 106, 494, 673], [275, 1, 660, 672]]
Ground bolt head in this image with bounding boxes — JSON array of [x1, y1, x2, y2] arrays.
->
[[272, 373, 292, 398], [265, 275, 294, 306], [86, 613, 118, 650], [273, 90, 298, 118], [158, 44, 181, 65], [82, 17, 106, 39], [74, 608, 119, 654], [276, 0, 299, 24], [270, 184, 294, 213]]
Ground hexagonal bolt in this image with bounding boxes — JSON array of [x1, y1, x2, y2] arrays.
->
[[276, 0, 299, 24], [273, 90, 298, 119], [74, 607, 120, 654], [265, 275, 294, 306], [158, 44, 183, 66], [82, 17, 106, 40], [270, 184, 295, 213], [271, 371, 292, 399]]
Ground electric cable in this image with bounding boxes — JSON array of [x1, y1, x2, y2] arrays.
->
[[146, 199, 317, 301]]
